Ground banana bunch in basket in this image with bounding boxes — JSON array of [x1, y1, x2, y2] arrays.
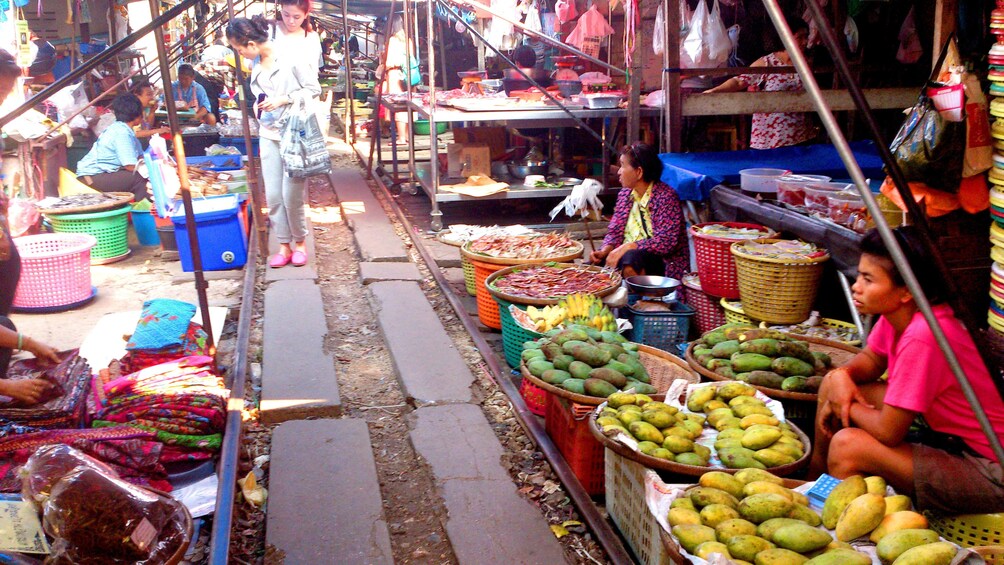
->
[[559, 293, 617, 333], [525, 305, 566, 333]]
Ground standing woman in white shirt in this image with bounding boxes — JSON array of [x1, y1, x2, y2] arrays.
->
[[227, 15, 321, 268], [271, 0, 322, 72]]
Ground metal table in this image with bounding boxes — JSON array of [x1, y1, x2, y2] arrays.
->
[[406, 100, 660, 230], [372, 96, 413, 188]]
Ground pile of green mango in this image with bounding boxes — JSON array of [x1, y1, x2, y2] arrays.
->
[[596, 393, 712, 466], [692, 324, 834, 393], [521, 324, 655, 399]]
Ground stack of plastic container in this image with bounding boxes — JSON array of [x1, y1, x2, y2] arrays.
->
[[989, 3, 1004, 334]]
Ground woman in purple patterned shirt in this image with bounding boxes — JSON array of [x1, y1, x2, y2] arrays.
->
[[589, 143, 689, 280]]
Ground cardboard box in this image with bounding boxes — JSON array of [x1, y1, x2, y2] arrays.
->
[[447, 143, 491, 177], [452, 126, 507, 160]]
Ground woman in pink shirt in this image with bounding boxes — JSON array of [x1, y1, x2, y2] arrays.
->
[[811, 227, 1004, 514]]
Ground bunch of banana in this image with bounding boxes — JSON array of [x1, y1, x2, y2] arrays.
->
[[524, 305, 567, 332], [558, 293, 617, 332]]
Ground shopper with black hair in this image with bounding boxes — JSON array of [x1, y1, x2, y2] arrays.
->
[[227, 15, 321, 268], [75, 93, 149, 201]]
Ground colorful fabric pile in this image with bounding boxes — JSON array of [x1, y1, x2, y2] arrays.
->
[[0, 352, 92, 429], [0, 422, 168, 492], [91, 356, 227, 455], [119, 299, 211, 374]]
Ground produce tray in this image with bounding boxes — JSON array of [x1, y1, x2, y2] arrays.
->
[[460, 239, 583, 266], [434, 229, 464, 248], [39, 192, 135, 215], [587, 392, 812, 477], [683, 336, 860, 402], [485, 262, 621, 306], [520, 344, 700, 406], [759, 318, 862, 346]]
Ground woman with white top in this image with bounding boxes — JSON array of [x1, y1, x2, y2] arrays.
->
[[227, 15, 321, 268], [271, 0, 322, 72]]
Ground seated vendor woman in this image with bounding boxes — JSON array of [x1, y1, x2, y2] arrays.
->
[[75, 93, 149, 202], [0, 320, 59, 405], [811, 227, 1004, 515], [172, 64, 217, 126], [588, 142, 689, 280]]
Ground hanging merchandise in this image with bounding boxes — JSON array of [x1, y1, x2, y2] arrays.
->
[[653, 2, 664, 55], [726, 24, 743, 67], [623, 0, 638, 66], [680, 0, 729, 69], [15, 19, 30, 67], [896, 7, 923, 65], [843, 16, 859, 54], [962, 71, 992, 177], [524, 0, 542, 36], [555, 0, 576, 24], [565, 5, 614, 54], [487, 0, 518, 51], [801, 0, 826, 48]]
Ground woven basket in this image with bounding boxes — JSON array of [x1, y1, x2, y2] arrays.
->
[[929, 512, 1004, 548], [435, 229, 476, 295], [690, 222, 776, 299], [497, 298, 544, 368], [720, 297, 755, 326], [759, 318, 862, 346], [681, 273, 726, 335], [460, 239, 583, 266], [46, 205, 131, 264], [12, 233, 97, 310], [521, 344, 700, 406], [472, 260, 507, 329], [731, 239, 829, 324], [974, 546, 1004, 565]]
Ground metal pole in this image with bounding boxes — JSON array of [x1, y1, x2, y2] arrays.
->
[[224, 0, 267, 254], [761, 0, 1004, 466], [837, 271, 867, 342], [149, 0, 215, 349], [447, 0, 626, 75], [342, 0, 355, 144], [366, 0, 397, 178], [402, 1, 418, 193], [426, 0, 440, 228]]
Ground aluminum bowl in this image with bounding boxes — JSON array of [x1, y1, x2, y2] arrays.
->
[[507, 160, 549, 179], [625, 275, 681, 297]]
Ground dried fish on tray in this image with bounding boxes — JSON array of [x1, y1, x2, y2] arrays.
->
[[489, 264, 617, 300], [38, 193, 134, 215], [467, 233, 579, 260]]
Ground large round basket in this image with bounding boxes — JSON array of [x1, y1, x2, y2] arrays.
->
[[928, 512, 1004, 549], [731, 239, 829, 324], [435, 230, 476, 296], [684, 336, 860, 403], [12, 233, 97, 311], [520, 344, 700, 406], [588, 395, 812, 477], [486, 262, 622, 306], [38, 192, 135, 215], [681, 273, 726, 335], [497, 297, 544, 368], [46, 204, 131, 264], [759, 319, 862, 347], [690, 222, 776, 299], [460, 239, 584, 266]]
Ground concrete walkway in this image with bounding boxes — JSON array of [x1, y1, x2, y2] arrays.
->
[[263, 143, 566, 563]]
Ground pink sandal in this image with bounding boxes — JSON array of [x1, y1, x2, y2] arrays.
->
[[269, 253, 291, 268], [290, 250, 308, 267]]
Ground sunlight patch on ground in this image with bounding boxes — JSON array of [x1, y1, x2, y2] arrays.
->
[[341, 201, 366, 215], [306, 206, 343, 224]]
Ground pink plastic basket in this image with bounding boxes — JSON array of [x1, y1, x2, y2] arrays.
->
[[13, 234, 97, 310]]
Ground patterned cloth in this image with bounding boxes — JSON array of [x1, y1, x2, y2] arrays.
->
[[91, 356, 227, 454], [125, 299, 197, 352], [0, 352, 91, 429], [737, 53, 817, 150], [602, 181, 690, 281], [623, 183, 654, 244], [120, 322, 210, 374]]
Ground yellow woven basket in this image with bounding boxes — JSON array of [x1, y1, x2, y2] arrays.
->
[[720, 297, 755, 326], [975, 546, 1004, 565], [730, 239, 829, 324], [928, 512, 1004, 548]]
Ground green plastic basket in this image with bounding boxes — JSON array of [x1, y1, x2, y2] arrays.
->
[[496, 297, 543, 368], [47, 205, 130, 263], [462, 255, 476, 296]]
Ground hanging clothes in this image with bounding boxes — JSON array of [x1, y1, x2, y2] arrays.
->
[[487, 0, 518, 51], [623, 0, 639, 67], [524, 0, 542, 36], [564, 5, 615, 51]]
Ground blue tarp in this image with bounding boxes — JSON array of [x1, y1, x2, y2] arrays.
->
[[659, 141, 887, 201]]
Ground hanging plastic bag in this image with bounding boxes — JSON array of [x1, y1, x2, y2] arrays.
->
[[280, 98, 332, 179], [962, 72, 992, 177], [844, 15, 859, 54], [555, 0, 576, 24], [406, 52, 421, 87], [888, 93, 966, 192], [653, 2, 664, 55], [680, 0, 709, 68], [896, 7, 922, 64], [704, 0, 731, 67]]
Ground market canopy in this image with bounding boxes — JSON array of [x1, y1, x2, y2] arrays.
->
[[659, 141, 886, 202]]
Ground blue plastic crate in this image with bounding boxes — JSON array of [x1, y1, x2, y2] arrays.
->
[[171, 195, 247, 271], [185, 155, 243, 171], [219, 136, 260, 157], [625, 301, 695, 356]]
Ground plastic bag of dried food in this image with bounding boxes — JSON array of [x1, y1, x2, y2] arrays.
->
[[42, 466, 189, 564], [20, 445, 118, 510]]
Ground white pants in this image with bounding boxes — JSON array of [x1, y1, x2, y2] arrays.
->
[[260, 137, 307, 245]]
